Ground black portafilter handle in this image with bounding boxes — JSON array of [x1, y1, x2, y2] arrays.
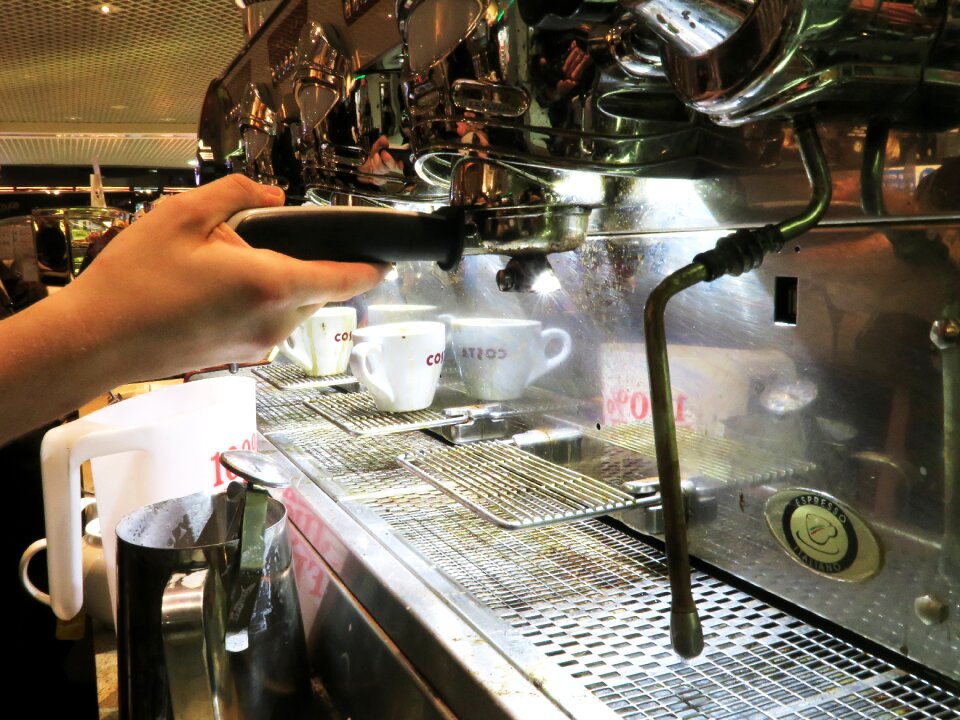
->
[[226, 205, 464, 270]]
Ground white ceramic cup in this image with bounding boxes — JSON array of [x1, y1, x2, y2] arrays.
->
[[366, 304, 442, 325], [451, 318, 572, 401], [349, 321, 446, 412], [19, 498, 113, 628], [278, 306, 356, 376], [38, 376, 256, 627]]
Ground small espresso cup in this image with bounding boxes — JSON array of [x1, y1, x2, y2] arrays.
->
[[451, 318, 572, 401], [350, 321, 446, 412], [366, 304, 442, 325], [278, 306, 356, 377]]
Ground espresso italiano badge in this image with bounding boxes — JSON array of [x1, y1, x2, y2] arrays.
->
[[764, 489, 882, 582]]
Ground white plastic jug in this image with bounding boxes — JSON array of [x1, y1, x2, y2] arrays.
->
[[39, 376, 257, 626]]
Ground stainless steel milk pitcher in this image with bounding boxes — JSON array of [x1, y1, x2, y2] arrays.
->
[[115, 467, 313, 719]]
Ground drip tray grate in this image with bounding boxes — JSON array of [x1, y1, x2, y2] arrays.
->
[[253, 363, 357, 391], [591, 423, 816, 484], [305, 392, 468, 437], [397, 443, 659, 529]]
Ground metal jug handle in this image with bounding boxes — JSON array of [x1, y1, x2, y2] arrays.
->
[[219, 450, 297, 653], [161, 570, 217, 720]]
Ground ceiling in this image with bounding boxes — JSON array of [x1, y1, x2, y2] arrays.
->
[[0, 1, 249, 170]]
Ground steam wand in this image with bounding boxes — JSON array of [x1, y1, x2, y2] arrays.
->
[[643, 116, 831, 659]]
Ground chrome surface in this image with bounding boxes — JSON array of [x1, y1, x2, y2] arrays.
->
[[397, 442, 660, 529], [292, 21, 347, 134], [400, 1, 781, 181], [625, 0, 960, 126], [305, 391, 470, 436], [238, 82, 279, 182], [200, 0, 960, 703], [252, 362, 356, 391], [219, 449, 298, 489]]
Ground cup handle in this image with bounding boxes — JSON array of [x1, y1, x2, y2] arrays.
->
[[277, 325, 312, 370], [529, 328, 572, 384], [19, 497, 97, 609], [437, 313, 454, 330], [349, 342, 395, 405], [40, 421, 147, 621], [19, 539, 51, 606]]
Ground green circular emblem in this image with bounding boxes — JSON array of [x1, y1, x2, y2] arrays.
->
[[782, 494, 858, 574]]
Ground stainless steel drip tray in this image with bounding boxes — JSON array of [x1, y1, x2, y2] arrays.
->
[[338, 486, 960, 720], [397, 442, 660, 529]]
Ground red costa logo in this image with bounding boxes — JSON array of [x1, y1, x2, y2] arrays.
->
[[461, 347, 508, 360], [334, 331, 352, 342], [426, 351, 444, 366]]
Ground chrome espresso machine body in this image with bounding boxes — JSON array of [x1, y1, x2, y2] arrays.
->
[[197, 1, 959, 717]]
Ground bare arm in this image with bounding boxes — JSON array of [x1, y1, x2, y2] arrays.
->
[[0, 175, 387, 446]]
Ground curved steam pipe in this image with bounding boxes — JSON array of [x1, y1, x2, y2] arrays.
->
[[860, 120, 889, 218], [642, 116, 830, 659]]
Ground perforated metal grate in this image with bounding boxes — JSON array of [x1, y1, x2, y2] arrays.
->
[[0, 1, 246, 166], [352, 488, 959, 719]]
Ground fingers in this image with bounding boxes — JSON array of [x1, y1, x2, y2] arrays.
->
[[153, 175, 286, 237], [370, 135, 390, 153], [290, 260, 390, 304], [379, 150, 399, 172], [570, 52, 590, 80]]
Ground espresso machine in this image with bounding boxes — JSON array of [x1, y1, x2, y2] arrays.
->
[[195, 1, 959, 717]]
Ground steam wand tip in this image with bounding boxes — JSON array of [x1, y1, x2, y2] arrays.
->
[[671, 608, 704, 659]]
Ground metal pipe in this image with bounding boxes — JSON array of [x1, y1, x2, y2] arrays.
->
[[860, 121, 889, 218], [643, 262, 709, 659], [934, 305, 960, 580], [778, 117, 832, 241], [642, 116, 831, 659]]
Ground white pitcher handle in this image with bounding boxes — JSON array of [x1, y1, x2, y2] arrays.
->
[[530, 328, 572, 383], [277, 325, 312, 370], [41, 421, 146, 620], [349, 342, 394, 404]]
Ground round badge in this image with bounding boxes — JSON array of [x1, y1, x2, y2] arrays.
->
[[765, 489, 882, 582]]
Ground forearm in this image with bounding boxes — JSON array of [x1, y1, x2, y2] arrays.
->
[[0, 288, 131, 446]]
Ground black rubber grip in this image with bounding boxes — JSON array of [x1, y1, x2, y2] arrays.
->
[[232, 206, 464, 269]]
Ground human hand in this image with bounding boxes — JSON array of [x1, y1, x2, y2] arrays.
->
[[357, 135, 404, 186], [556, 41, 590, 98], [63, 174, 388, 381]]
